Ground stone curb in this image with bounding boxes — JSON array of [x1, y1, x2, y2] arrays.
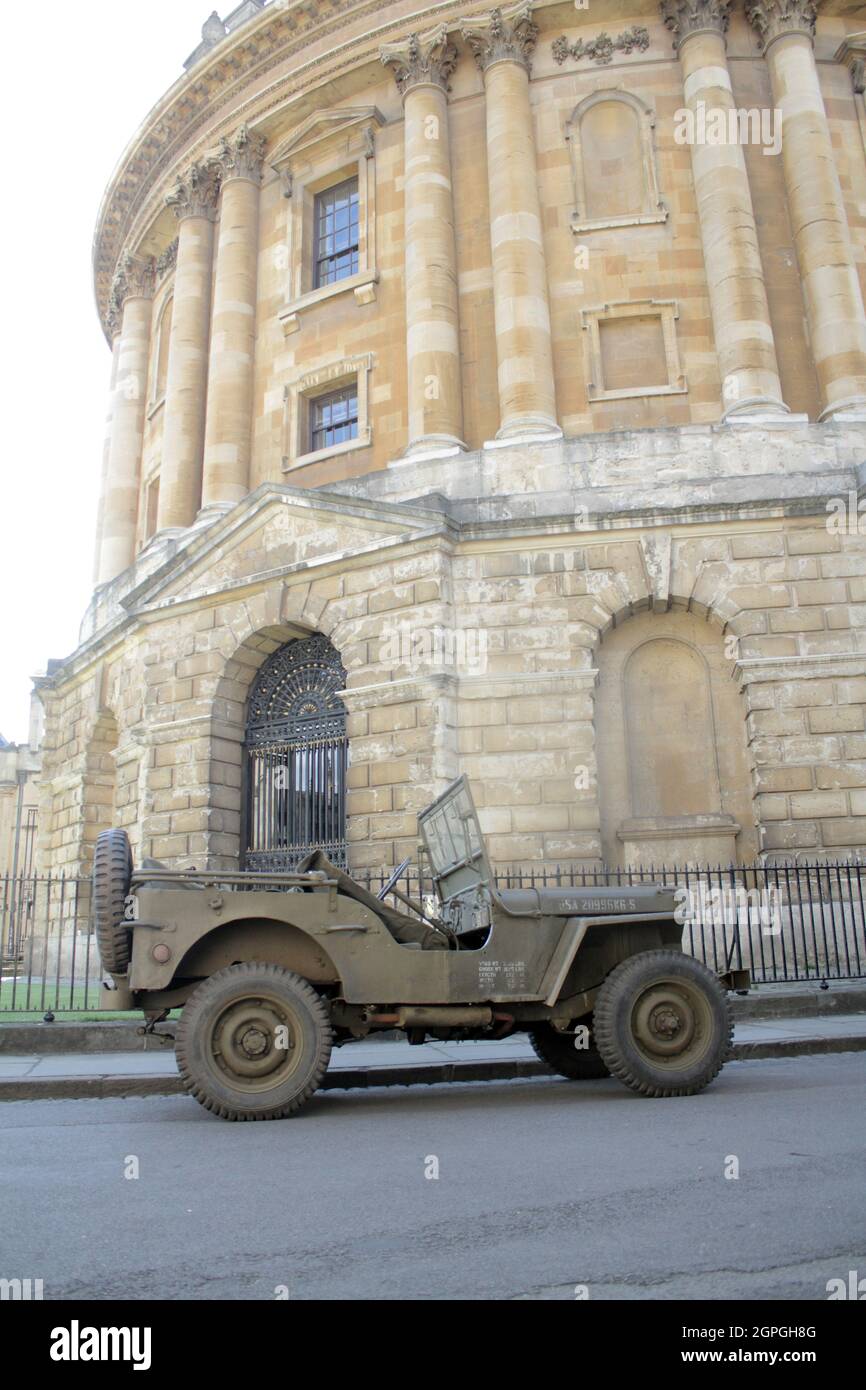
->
[[1, 1033, 864, 1103]]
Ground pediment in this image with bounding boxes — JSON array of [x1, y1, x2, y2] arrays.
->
[[270, 106, 385, 171], [121, 483, 448, 615]]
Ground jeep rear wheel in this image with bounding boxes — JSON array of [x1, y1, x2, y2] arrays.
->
[[92, 828, 133, 975], [593, 950, 732, 1098], [529, 1021, 610, 1080], [176, 963, 333, 1121]]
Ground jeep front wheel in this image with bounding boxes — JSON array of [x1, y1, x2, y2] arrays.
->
[[176, 963, 332, 1121], [593, 950, 732, 1098], [529, 1021, 610, 1080]]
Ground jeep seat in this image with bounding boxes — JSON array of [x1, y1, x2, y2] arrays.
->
[[295, 851, 450, 951]]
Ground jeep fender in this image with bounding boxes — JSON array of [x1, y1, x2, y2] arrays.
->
[[545, 913, 683, 1006], [137, 919, 340, 992]]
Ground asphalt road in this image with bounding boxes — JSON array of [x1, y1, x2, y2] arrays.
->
[[2, 1053, 864, 1301]]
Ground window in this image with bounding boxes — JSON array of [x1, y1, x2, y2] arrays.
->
[[313, 179, 359, 288], [144, 476, 160, 541], [282, 354, 373, 471], [310, 386, 359, 452], [154, 297, 173, 403], [271, 106, 383, 333]]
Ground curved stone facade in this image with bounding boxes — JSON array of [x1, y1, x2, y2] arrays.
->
[[35, 0, 866, 874]]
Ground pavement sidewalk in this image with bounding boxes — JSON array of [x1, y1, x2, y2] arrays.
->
[[0, 1013, 864, 1102]]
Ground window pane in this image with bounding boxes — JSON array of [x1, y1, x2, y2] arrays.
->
[[310, 386, 359, 453], [314, 178, 360, 288]]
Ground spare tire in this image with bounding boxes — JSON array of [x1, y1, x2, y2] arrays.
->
[[92, 828, 133, 975]]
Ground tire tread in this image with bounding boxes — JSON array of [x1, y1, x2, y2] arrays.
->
[[92, 829, 133, 975], [593, 949, 733, 1098], [175, 962, 333, 1121]]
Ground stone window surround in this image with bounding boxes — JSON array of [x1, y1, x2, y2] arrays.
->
[[565, 89, 667, 236], [138, 462, 162, 549], [147, 286, 175, 419], [272, 107, 384, 337], [282, 353, 373, 473], [581, 298, 687, 402]]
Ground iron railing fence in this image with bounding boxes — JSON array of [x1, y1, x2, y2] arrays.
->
[[0, 874, 99, 1016], [1, 860, 864, 1013]]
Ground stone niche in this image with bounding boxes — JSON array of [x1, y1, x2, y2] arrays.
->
[[595, 611, 757, 868]]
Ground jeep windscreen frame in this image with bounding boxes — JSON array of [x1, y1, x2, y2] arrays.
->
[[418, 776, 495, 909]]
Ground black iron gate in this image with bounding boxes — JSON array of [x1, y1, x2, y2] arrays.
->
[[243, 634, 348, 870]]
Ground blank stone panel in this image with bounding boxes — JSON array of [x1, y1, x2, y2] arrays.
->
[[599, 315, 667, 392]]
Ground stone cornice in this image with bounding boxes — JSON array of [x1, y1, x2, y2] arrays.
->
[[166, 162, 222, 222], [379, 23, 460, 96], [745, 0, 817, 54], [460, 2, 539, 74], [836, 31, 866, 95], [208, 124, 267, 185], [660, 0, 732, 50]]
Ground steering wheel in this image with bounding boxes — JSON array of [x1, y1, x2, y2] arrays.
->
[[376, 859, 412, 902]]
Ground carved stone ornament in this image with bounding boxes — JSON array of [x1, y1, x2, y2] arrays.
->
[[460, 2, 539, 75], [835, 33, 866, 95], [108, 252, 155, 330], [156, 239, 178, 279], [745, 0, 817, 53], [659, 0, 732, 50], [552, 25, 651, 66], [165, 162, 222, 222], [209, 124, 267, 184], [380, 24, 460, 97]]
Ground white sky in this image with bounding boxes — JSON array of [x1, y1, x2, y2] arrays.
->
[[0, 0, 218, 743]]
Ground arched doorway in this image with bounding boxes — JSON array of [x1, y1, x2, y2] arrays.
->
[[243, 634, 348, 869]]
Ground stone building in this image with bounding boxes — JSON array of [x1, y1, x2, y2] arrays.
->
[[35, 0, 866, 877], [0, 748, 40, 883]]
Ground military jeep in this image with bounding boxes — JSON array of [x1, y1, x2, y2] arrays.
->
[[94, 777, 741, 1121]]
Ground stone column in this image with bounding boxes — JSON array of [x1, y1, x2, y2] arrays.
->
[[97, 255, 154, 585], [381, 26, 467, 456], [746, 0, 866, 418], [201, 127, 266, 512], [92, 327, 122, 585], [662, 1, 787, 418], [461, 2, 560, 439], [157, 163, 220, 532]]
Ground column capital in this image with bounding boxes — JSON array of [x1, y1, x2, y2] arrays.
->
[[208, 125, 267, 186], [460, 2, 538, 76], [380, 24, 459, 97], [835, 33, 866, 94], [107, 252, 155, 335], [660, 0, 732, 51], [166, 162, 221, 222], [745, 0, 817, 55]]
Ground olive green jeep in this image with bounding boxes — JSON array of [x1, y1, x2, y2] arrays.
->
[[94, 777, 744, 1120]]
